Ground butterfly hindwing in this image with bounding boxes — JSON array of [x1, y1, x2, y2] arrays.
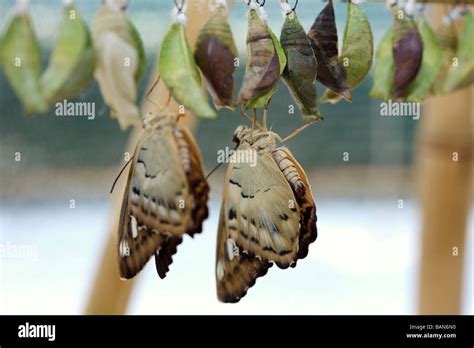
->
[[215, 198, 272, 303], [177, 128, 210, 236], [272, 148, 317, 263]]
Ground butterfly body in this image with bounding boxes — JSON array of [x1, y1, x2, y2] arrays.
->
[[118, 110, 209, 280], [216, 125, 317, 303]]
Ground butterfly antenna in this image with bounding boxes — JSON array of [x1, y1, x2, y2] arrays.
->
[[145, 75, 165, 111], [240, 106, 262, 129], [110, 156, 134, 193], [281, 120, 318, 143], [206, 162, 223, 180]]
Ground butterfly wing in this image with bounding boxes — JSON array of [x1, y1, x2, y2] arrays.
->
[[224, 149, 301, 269], [118, 126, 194, 279], [274, 148, 317, 263], [215, 197, 272, 303], [177, 128, 210, 236]]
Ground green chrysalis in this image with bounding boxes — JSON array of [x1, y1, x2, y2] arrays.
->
[[369, 28, 394, 100], [321, 1, 373, 104], [280, 10, 320, 121], [391, 5, 423, 100], [92, 2, 146, 130], [0, 6, 48, 113], [308, 0, 351, 102], [442, 13, 474, 93], [405, 17, 443, 102], [159, 22, 217, 119], [431, 18, 457, 95], [40, 3, 95, 105], [235, 8, 286, 109], [195, 4, 238, 110]]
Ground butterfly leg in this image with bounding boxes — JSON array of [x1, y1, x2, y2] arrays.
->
[[281, 119, 319, 142], [240, 106, 262, 129]]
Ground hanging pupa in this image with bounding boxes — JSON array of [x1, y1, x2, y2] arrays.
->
[[320, 1, 373, 104], [442, 12, 474, 93], [432, 11, 458, 95], [308, 0, 351, 101], [40, 1, 95, 105], [159, 6, 217, 119], [91, 0, 147, 130], [390, 5, 423, 100], [194, 0, 238, 110], [405, 17, 443, 102], [369, 27, 393, 100], [279, 4, 320, 122], [235, 5, 286, 109], [0, 0, 48, 113]]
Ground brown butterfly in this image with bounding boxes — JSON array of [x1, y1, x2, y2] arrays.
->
[[215, 125, 317, 303], [117, 109, 209, 280]]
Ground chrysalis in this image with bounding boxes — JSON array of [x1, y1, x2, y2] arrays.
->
[[235, 7, 286, 109], [195, 1, 238, 110], [391, 5, 423, 100], [431, 15, 458, 95], [442, 12, 474, 93], [215, 125, 317, 303], [118, 110, 209, 279], [308, 0, 351, 101], [369, 28, 393, 100], [159, 20, 217, 119], [405, 17, 443, 102], [280, 9, 320, 122], [92, 1, 146, 130], [321, 1, 373, 104], [40, 2, 95, 105], [0, 2, 47, 113]]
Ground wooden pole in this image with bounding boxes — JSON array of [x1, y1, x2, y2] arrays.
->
[[416, 6, 473, 314], [84, 0, 210, 314]]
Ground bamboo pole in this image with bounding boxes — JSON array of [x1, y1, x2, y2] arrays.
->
[[416, 6, 473, 314], [84, 0, 210, 314]]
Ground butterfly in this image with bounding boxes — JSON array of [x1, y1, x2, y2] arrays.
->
[[117, 109, 209, 279], [215, 125, 317, 303]]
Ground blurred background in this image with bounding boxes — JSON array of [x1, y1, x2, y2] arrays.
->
[[0, 0, 472, 314]]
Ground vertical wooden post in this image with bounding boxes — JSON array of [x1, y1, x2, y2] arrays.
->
[[84, 0, 210, 314], [416, 6, 473, 314]]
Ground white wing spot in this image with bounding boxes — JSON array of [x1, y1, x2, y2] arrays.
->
[[216, 260, 225, 281], [170, 210, 181, 223], [130, 215, 138, 239], [225, 238, 239, 261]]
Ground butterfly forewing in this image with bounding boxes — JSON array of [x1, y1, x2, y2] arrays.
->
[[225, 150, 301, 268]]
